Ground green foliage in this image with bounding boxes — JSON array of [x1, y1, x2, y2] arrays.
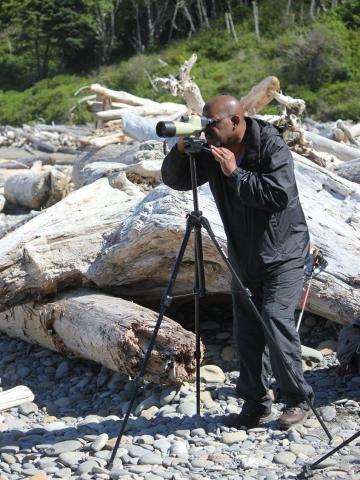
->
[[0, 0, 359, 124], [0, 75, 91, 126]]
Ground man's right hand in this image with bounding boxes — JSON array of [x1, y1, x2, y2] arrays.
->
[[176, 137, 186, 153]]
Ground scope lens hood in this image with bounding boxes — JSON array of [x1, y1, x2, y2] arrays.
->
[[156, 121, 176, 137]]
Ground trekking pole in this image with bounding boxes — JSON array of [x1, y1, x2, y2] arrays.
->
[[296, 249, 327, 332]]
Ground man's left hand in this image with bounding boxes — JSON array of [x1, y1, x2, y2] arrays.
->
[[210, 146, 237, 176]]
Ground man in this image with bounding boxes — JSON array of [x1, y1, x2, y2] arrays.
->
[[161, 95, 314, 429]]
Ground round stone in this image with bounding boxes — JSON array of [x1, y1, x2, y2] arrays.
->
[[221, 431, 247, 445], [91, 433, 109, 452], [191, 458, 214, 468], [177, 402, 197, 416], [77, 460, 99, 474], [320, 405, 337, 422], [138, 452, 163, 465], [289, 443, 316, 456], [153, 439, 171, 455], [221, 345, 237, 362], [58, 451, 85, 467], [200, 365, 225, 384], [273, 451, 296, 465], [19, 402, 38, 416], [45, 440, 83, 456]]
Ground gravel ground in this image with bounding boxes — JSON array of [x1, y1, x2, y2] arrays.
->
[[0, 314, 359, 480]]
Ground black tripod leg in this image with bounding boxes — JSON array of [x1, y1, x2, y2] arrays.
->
[[310, 430, 360, 470], [193, 222, 206, 415], [200, 216, 332, 442], [108, 218, 194, 468]]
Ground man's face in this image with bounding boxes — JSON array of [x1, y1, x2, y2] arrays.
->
[[203, 107, 234, 147]]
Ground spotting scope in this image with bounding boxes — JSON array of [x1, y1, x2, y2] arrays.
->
[[156, 115, 215, 138]]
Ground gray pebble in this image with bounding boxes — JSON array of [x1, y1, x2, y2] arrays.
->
[[78, 459, 99, 474], [55, 361, 69, 379], [91, 433, 109, 452], [273, 451, 296, 465], [138, 452, 163, 465], [177, 402, 197, 416], [58, 451, 85, 467], [19, 402, 38, 416], [45, 439, 82, 456], [320, 405, 337, 421]]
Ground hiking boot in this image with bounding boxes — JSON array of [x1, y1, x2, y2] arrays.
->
[[226, 408, 273, 429], [278, 406, 309, 429]]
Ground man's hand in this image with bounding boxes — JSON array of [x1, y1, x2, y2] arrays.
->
[[176, 137, 186, 153], [210, 146, 237, 176]]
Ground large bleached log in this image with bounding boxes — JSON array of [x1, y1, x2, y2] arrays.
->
[[0, 290, 200, 384], [304, 131, 360, 161], [0, 178, 143, 310], [0, 211, 40, 240], [90, 154, 360, 326], [291, 153, 360, 324], [0, 147, 358, 326], [96, 103, 187, 121], [333, 158, 360, 184]]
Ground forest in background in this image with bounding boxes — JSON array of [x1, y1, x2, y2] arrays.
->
[[0, 0, 359, 125]]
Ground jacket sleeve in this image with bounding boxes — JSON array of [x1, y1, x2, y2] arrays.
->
[[161, 144, 209, 191], [226, 136, 293, 212]]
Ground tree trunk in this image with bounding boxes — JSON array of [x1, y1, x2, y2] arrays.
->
[[252, 1, 260, 42], [0, 290, 201, 384]]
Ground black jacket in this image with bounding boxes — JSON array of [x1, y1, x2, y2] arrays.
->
[[161, 117, 310, 280]]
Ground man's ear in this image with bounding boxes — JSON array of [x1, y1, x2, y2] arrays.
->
[[231, 115, 241, 127]]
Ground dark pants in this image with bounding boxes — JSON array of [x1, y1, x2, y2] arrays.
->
[[232, 266, 314, 413]]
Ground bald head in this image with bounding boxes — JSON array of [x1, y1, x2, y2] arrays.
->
[[203, 95, 244, 119], [203, 95, 246, 149]]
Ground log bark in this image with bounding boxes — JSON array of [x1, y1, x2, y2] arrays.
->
[[333, 158, 360, 184], [0, 290, 201, 384]]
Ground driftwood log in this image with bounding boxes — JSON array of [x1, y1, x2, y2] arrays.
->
[[304, 131, 360, 161], [334, 158, 360, 184], [0, 177, 143, 310], [0, 290, 200, 384], [0, 149, 358, 326], [0, 386, 34, 412], [4, 171, 51, 209], [4, 168, 71, 210]]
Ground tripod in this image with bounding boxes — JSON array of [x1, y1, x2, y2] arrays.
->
[[109, 137, 331, 467]]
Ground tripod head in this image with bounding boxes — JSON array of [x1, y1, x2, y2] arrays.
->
[[183, 136, 211, 155]]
